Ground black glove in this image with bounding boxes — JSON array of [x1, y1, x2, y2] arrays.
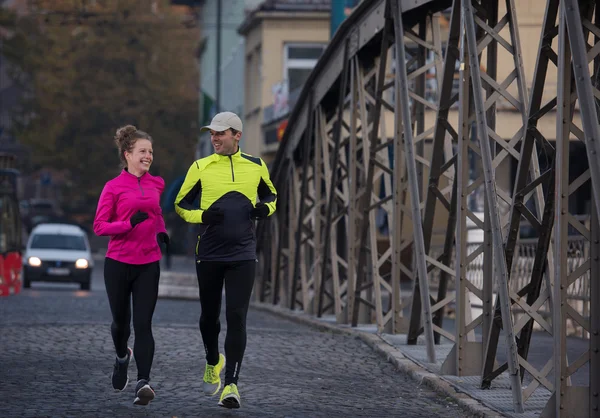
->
[[250, 203, 269, 220], [157, 232, 170, 255], [130, 210, 149, 227], [157, 232, 170, 247], [202, 207, 224, 225]]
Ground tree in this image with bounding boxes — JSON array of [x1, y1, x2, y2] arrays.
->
[[2, 0, 200, 214]]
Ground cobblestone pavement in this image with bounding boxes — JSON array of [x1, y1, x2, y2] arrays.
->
[[0, 261, 474, 418]]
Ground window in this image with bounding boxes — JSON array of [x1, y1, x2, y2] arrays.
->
[[31, 234, 87, 251], [264, 125, 279, 145], [284, 43, 327, 93]]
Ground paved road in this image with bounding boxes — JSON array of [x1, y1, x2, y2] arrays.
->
[[0, 258, 475, 418]]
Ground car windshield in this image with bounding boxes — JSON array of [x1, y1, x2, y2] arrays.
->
[[30, 234, 87, 251]]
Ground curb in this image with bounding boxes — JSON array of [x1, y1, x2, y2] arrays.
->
[[250, 301, 506, 418], [157, 271, 198, 300]]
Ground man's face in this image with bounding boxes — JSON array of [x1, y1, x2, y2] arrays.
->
[[210, 129, 241, 155]]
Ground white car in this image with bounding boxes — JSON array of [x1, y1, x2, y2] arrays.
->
[[22, 223, 94, 290]]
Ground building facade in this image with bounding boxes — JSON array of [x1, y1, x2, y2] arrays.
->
[[198, 0, 263, 157], [238, 0, 331, 163]]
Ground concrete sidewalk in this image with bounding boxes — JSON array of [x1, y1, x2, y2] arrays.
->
[[257, 305, 592, 418]]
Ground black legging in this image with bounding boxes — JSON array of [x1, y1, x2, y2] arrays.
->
[[104, 257, 160, 381], [196, 260, 256, 386]]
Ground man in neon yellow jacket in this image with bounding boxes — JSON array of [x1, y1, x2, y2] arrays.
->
[[175, 111, 276, 410]]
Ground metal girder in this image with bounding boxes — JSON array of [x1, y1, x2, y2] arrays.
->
[[462, 0, 524, 411], [389, 0, 437, 362], [481, 0, 560, 402], [317, 107, 354, 320], [257, 157, 292, 305], [351, 9, 394, 329], [257, 0, 600, 415], [437, 0, 476, 375], [318, 42, 353, 321], [564, 0, 600, 225], [349, 0, 449, 349], [540, 1, 600, 416], [409, 0, 460, 350], [347, 51, 390, 329], [345, 57, 362, 325], [308, 107, 324, 316], [290, 92, 316, 312], [591, 203, 600, 417]]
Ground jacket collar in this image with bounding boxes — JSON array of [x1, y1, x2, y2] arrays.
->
[[214, 147, 242, 160], [121, 168, 148, 180]]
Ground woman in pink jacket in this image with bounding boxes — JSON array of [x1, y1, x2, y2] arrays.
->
[[93, 125, 169, 406]]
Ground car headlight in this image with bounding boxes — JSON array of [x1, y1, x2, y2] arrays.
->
[[28, 257, 42, 267], [75, 258, 89, 269]]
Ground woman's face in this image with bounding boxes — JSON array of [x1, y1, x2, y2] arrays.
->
[[125, 139, 153, 174]]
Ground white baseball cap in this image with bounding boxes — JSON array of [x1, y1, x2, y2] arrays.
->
[[200, 111, 243, 133]]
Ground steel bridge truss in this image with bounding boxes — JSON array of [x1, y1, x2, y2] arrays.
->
[[256, 0, 600, 415]]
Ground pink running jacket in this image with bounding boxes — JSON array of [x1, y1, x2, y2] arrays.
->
[[93, 169, 167, 265]]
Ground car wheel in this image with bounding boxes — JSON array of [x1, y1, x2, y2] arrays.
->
[[22, 271, 31, 288], [80, 280, 91, 291]]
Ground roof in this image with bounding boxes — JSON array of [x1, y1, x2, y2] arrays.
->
[[238, 0, 330, 35], [253, 0, 331, 12], [31, 223, 86, 236]]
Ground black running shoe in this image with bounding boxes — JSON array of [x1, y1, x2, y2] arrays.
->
[[133, 379, 155, 406], [111, 347, 132, 391]]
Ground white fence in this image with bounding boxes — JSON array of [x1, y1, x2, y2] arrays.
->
[[428, 236, 591, 338]]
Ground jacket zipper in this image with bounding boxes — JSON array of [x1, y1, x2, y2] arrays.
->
[[228, 156, 235, 182], [196, 225, 211, 256], [138, 177, 144, 196]]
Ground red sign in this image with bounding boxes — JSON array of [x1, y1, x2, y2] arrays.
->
[[0, 252, 23, 296], [277, 120, 288, 142]]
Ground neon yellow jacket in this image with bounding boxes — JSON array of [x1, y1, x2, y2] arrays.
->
[[175, 149, 277, 261]]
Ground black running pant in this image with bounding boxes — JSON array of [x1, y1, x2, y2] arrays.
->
[[196, 260, 256, 386], [104, 257, 160, 381]]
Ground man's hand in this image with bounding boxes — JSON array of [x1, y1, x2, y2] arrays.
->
[[250, 203, 269, 220], [130, 210, 149, 228], [202, 207, 225, 225]]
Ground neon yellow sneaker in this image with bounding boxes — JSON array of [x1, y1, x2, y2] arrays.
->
[[203, 353, 225, 396], [218, 383, 241, 409]]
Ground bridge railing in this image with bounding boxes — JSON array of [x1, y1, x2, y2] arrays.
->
[[255, 0, 600, 415]]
